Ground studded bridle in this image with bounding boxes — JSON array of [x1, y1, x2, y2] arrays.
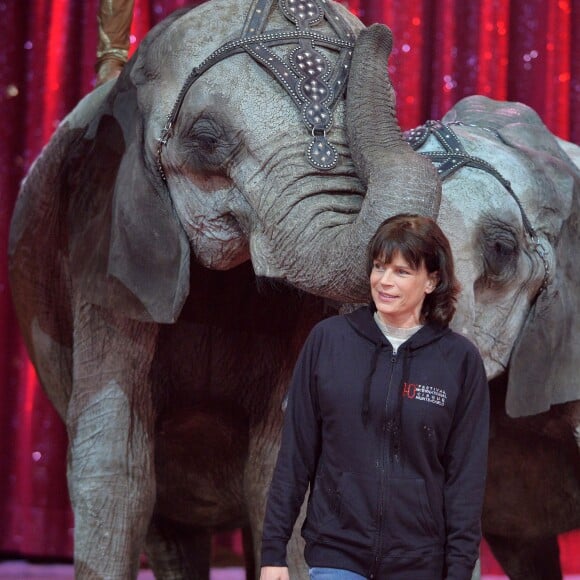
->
[[405, 120, 551, 293], [156, 0, 356, 182]]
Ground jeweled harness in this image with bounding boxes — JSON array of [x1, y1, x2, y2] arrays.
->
[[156, 0, 356, 180]]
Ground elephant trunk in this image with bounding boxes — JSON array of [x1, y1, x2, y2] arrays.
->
[[254, 24, 441, 302], [346, 23, 440, 218]]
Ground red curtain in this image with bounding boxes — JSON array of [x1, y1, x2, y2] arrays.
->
[[0, 0, 578, 570]]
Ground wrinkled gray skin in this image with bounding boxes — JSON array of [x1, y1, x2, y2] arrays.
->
[[8, 0, 580, 578]]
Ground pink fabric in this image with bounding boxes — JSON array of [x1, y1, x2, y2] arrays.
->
[[0, 0, 578, 571]]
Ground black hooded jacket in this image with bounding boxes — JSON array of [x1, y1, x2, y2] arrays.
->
[[261, 305, 489, 579]]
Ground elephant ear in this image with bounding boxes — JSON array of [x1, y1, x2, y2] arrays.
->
[[67, 62, 190, 323], [445, 96, 580, 416], [505, 167, 580, 417]]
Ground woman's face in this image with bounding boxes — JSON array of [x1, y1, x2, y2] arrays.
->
[[370, 251, 437, 328]]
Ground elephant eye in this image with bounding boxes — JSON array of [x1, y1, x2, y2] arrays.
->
[[181, 116, 242, 173], [477, 217, 520, 287], [195, 131, 219, 153]]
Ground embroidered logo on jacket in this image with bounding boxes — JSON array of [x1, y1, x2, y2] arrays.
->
[[402, 382, 447, 407]]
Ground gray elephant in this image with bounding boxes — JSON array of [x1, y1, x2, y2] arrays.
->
[[7, 0, 579, 578], [410, 98, 580, 579]]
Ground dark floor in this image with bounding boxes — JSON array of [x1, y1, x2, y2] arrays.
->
[[0, 562, 245, 579], [1, 562, 579, 579]]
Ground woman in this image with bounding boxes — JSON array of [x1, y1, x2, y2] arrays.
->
[[260, 214, 490, 580]]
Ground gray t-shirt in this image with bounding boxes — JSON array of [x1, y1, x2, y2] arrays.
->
[[373, 312, 422, 354]]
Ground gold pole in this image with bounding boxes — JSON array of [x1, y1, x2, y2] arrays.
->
[[95, 0, 136, 85]]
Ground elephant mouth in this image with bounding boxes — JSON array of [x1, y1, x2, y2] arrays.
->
[[188, 213, 250, 270]]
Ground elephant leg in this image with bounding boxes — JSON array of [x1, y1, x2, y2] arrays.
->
[[286, 512, 309, 579], [244, 419, 309, 580], [67, 303, 158, 578], [241, 526, 256, 580], [484, 533, 562, 580], [470, 558, 481, 580], [245, 439, 276, 579], [144, 514, 212, 579]]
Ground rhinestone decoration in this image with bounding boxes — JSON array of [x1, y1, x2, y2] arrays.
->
[[280, 0, 324, 27], [281, 0, 339, 169], [307, 134, 338, 170]]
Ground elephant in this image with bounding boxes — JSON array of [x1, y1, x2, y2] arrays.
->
[[408, 99, 580, 579], [7, 0, 580, 578]]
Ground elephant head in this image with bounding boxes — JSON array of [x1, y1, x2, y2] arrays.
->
[[425, 95, 580, 417], [31, 0, 439, 325]]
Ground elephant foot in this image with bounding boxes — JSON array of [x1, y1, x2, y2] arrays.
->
[[484, 533, 562, 580]]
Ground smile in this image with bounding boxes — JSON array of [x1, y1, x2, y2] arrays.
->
[[377, 291, 398, 301]]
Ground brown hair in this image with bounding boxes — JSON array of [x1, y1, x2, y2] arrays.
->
[[366, 214, 461, 326]]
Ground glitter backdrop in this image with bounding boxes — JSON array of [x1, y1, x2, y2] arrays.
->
[[0, 0, 578, 570]]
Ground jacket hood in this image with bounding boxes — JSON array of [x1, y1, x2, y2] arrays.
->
[[344, 305, 451, 427], [344, 304, 451, 350]]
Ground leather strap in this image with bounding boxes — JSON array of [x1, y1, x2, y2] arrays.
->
[[405, 120, 550, 292], [157, 0, 355, 178], [406, 120, 537, 237]]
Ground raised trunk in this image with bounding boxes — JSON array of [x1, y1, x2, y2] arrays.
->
[[254, 24, 441, 303]]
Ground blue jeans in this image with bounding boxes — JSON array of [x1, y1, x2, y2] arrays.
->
[[309, 568, 367, 580]]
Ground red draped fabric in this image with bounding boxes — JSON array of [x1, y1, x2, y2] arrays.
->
[[0, 0, 578, 572]]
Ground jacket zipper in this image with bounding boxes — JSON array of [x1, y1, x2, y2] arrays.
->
[[369, 350, 397, 579]]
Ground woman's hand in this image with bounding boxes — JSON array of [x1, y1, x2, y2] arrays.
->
[[260, 566, 290, 580]]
